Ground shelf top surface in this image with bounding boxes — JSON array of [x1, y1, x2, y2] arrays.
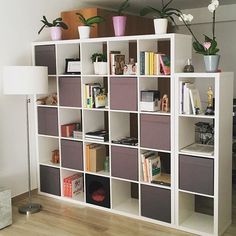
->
[[32, 33, 192, 46]]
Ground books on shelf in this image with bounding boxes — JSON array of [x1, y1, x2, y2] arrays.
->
[[110, 51, 121, 75], [61, 122, 81, 138], [141, 151, 161, 183], [180, 143, 214, 156], [85, 129, 109, 142], [179, 81, 202, 115], [85, 143, 107, 172], [140, 51, 165, 76], [84, 83, 107, 109], [63, 174, 83, 198]]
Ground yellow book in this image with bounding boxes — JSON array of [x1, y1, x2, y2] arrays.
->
[[149, 52, 154, 75], [153, 53, 160, 75]]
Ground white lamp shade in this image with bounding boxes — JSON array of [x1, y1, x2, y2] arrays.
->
[[3, 66, 48, 95]]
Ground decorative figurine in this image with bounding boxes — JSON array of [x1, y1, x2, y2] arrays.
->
[[183, 58, 194, 73], [205, 86, 214, 115], [161, 94, 169, 112], [51, 149, 60, 164]]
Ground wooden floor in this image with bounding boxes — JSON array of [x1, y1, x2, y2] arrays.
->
[[1, 186, 236, 236]]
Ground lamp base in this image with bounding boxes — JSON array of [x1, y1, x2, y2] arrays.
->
[[18, 203, 42, 215]]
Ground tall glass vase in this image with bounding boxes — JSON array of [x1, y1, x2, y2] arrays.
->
[[204, 55, 220, 72]]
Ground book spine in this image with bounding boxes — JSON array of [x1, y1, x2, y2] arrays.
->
[[145, 52, 150, 75], [140, 51, 145, 75], [141, 154, 148, 182], [153, 53, 160, 75], [149, 52, 154, 75]]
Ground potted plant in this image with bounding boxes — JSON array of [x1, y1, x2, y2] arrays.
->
[[112, 0, 130, 36], [76, 12, 104, 39], [91, 53, 107, 75], [140, 0, 181, 35], [178, 0, 220, 72], [38, 16, 68, 41]]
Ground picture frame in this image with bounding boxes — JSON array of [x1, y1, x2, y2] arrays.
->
[[65, 58, 81, 74]]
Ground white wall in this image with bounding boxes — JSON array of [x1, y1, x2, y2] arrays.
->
[[0, 0, 89, 197], [177, 4, 236, 96]]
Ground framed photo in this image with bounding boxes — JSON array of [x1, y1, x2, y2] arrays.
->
[[65, 58, 81, 74]]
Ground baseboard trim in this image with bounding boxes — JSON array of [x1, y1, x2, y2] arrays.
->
[[12, 189, 38, 203]]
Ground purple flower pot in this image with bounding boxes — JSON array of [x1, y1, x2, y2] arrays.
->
[[112, 16, 127, 36], [50, 27, 62, 41]]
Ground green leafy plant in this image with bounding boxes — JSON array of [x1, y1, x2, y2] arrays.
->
[[179, 0, 220, 55], [76, 12, 104, 27], [117, 0, 130, 16], [140, 0, 181, 26], [91, 53, 107, 62], [38, 16, 68, 34]]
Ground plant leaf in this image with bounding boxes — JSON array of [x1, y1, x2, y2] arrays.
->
[[38, 25, 46, 34], [86, 16, 105, 26], [118, 0, 130, 15], [163, 0, 174, 10], [76, 12, 87, 25], [140, 6, 161, 17]]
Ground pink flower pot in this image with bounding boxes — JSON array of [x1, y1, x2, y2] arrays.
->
[[112, 16, 127, 36], [50, 27, 62, 41]]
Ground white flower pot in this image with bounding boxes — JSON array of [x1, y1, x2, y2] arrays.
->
[[94, 62, 107, 75], [78, 26, 90, 39], [153, 18, 168, 35]]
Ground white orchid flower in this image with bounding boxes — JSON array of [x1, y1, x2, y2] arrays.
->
[[211, 0, 219, 8], [179, 14, 194, 23], [208, 0, 219, 13]]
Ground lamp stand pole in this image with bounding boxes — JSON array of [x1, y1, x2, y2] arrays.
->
[[18, 96, 42, 214]]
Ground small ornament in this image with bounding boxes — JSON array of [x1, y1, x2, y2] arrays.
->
[[205, 86, 214, 115], [161, 94, 169, 112], [183, 58, 194, 73]]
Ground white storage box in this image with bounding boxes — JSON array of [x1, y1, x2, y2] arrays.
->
[[140, 101, 160, 112], [0, 188, 12, 229]]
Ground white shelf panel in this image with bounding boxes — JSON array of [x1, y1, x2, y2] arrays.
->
[[140, 181, 171, 190], [38, 134, 58, 139], [179, 114, 215, 119], [140, 111, 171, 116], [111, 176, 139, 184], [84, 139, 109, 145], [58, 74, 81, 77], [112, 198, 139, 216], [110, 109, 138, 113], [83, 108, 109, 112], [178, 189, 214, 199], [59, 106, 82, 110], [60, 137, 83, 142], [61, 167, 84, 173], [37, 104, 58, 108], [178, 151, 215, 159], [39, 161, 60, 168], [62, 193, 84, 203], [110, 143, 138, 149], [179, 212, 214, 235], [82, 74, 108, 77], [140, 147, 171, 153], [109, 75, 137, 78], [85, 170, 110, 178], [139, 75, 171, 78]]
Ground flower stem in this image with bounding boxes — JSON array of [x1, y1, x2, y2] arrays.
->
[[213, 10, 215, 39], [180, 16, 201, 44]]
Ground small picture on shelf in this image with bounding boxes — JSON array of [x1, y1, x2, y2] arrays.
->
[[123, 58, 137, 75], [159, 54, 170, 75], [114, 54, 125, 75], [65, 58, 81, 74]]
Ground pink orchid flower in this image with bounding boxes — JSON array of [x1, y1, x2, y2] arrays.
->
[[203, 42, 211, 50]]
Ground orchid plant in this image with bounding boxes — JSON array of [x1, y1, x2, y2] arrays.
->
[[179, 0, 220, 55]]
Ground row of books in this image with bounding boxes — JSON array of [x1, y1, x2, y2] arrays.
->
[[140, 51, 170, 75], [61, 122, 81, 138], [179, 81, 202, 115], [141, 151, 161, 183], [86, 143, 107, 172], [63, 174, 83, 198], [84, 83, 107, 108]]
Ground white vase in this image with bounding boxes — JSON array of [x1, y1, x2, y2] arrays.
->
[[94, 62, 107, 75], [153, 18, 168, 35], [50, 27, 62, 41], [78, 26, 90, 39]]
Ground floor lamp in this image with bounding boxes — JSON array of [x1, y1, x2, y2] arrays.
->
[[3, 66, 48, 214]]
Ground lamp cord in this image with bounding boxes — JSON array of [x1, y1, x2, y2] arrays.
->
[[26, 96, 32, 206]]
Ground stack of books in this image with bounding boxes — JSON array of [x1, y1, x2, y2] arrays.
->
[[85, 129, 109, 142], [61, 122, 81, 138]]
